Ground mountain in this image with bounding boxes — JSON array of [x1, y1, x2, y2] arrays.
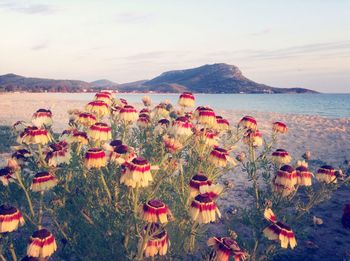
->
[[0, 73, 90, 92], [133, 63, 316, 93], [0, 64, 317, 93], [90, 79, 118, 88]]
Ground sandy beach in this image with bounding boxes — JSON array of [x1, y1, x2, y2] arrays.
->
[[1, 92, 350, 260]]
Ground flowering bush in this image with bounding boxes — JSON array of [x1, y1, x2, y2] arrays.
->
[[0, 92, 349, 260]]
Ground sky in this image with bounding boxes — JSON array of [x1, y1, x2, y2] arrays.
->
[[0, 0, 349, 93]]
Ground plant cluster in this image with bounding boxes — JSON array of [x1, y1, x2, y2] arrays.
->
[[0, 92, 348, 261]]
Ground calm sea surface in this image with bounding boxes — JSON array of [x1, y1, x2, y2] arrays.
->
[[54, 93, 350, 118]]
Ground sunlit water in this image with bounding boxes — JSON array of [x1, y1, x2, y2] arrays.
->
[[51, 93, 350, 118]]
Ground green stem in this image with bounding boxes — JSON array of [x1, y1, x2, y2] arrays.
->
[[8, 243, 16, 261], [38, 191, 44, 229], [137, 224, 151, 260], [99, 169, 112, 202], [15, 171, 35, 218]]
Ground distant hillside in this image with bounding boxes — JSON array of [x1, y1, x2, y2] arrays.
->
[[90, 79, 118, 88], [0, 74, 90, 92], [133, 63, 316, 93], [0, 64, 317, 93]]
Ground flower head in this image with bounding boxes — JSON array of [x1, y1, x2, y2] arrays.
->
[[163, 135, 183, 153], [86, 100, 109, 118], [169, 116, 193, 137], [0, 205, 25, 233], [94, 92, 112, 105], [197, 107, 216, 127], [119, 105, 138, 123], [272, 149, 291, 165], [239, 116, 257, 131], [110, 144, 136, 164], [316, 165, 337, 184], [0, 167, 16, 186], [31, 172, 58, 192], [88, 122, 112, 142], [140, 199, 173, 223], [142, 96, 152, 107], [27, 229, 57, 258], [45, 141, 71, 167], [32, 109, 53, 128], [178, 92, 195, 108], [19, 127, 52, 145], [243, 129, 263, 147], [84, 148, 107, 169], [120, 157, 153, 188], [76, 113, 97, 127], [273, 121, 288, 134], [137, 114, 151, 128], [189, 173, 223, 198], [209, 147, 236, 167], [207, 236, 247, 261], [274, 165, 297, 188], [195, 128, 219, 147], [296, 165, 313, 186], [190, 193, 221, 224], [263, 208, 297, 249], [215, 116, 230, 132], [142, 223, 169, 257]]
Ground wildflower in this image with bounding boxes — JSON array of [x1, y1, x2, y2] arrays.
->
[[119, 105, 138, 123], [137, 114, 151, 128], [88, 122, 112, 142], [27, 229, 57, 258], [114, 98, 128, 107], [243, 130, 263, 147], [12, 148, 31, 165], [72, 131, 89, 145], [84, 148, 107, 169], [272, 121, 288, 134], [0, 167, 16, 186], [274, 165, 297, 188], [296, 165, 313, 186], [59, 129, 76, 143], [169, 116, 193, 137], [302, 151, 312, 161], [235, 152, 246, 162], [110, 144, 136, 164], [139, 108, 150, 115], [31, 172, 58, 192], [45, 141, 71, 167], [207, 236, 247, 261], [197, 107, 216, 127], [142, 223, 169, 257], [316, 165, 337, 184], [209, 147, 236, 167], [13, 121, 29, 132], [153, 103, 169, 118], [19, 127, 52, 145], [154, 119, 170, 135], [94, 92, 112, 105], [239, 116, 257, 131], [196, 128, 219, 147], [32, 109, 53, 128], [76, 112, 97, 127], [86, 100, 109, 118], [263, 208, 297, 249], [189, 173, 223, 198], [215, 116, 230, 131], [142, 96, 152, 107], [178, 92, 195, 108], [103, 139, 123, 153], [190, 193, 221, 224], [163, 135, 183, 153], [111, 105, 122, 119], [140, 199, 173, 223], [272, 149, 291, 165], [0, 205, 25, 233], [120, 157, 153, 188]]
